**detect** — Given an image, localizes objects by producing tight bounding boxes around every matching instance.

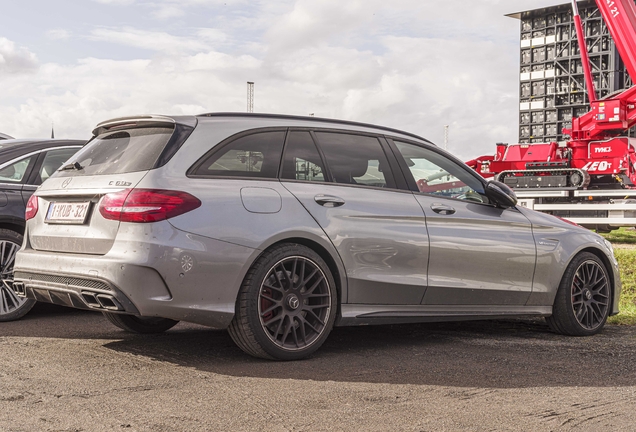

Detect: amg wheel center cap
[584,289,592,301]
[287,295,300,310]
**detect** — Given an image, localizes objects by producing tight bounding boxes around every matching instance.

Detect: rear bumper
[13,270,138,313]
[14,221,257,328]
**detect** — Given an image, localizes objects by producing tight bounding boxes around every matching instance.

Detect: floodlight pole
[247,82,254,113]
[444,125,449,150]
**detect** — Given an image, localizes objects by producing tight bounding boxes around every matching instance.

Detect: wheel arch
[0,219,25,236]
[244,234,347,324]
[578,246,618,315]
[546,246,615,335]
[541,244,618,316]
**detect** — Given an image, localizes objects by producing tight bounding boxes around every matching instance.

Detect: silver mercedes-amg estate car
[13,113,621,360]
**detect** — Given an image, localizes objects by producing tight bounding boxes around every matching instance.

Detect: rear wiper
[59,161,84,171]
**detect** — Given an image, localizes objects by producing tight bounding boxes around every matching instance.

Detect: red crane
[467,0,636,194]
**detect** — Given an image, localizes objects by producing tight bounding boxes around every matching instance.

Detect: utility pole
[247,82,254,113]
[444,125,449,151]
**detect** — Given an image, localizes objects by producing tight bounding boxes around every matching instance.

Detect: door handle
[314,194,345,208]
[431,203,456,215]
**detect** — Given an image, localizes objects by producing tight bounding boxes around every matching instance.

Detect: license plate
[45,201,91,224]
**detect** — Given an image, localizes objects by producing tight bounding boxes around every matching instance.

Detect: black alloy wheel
[229,244,337,360]
[258,255,332,350]
[547,252,611,336]
[570,259,610,330]
[0,229,36,322]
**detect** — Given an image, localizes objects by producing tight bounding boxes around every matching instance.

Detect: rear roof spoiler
[92,115,197,136]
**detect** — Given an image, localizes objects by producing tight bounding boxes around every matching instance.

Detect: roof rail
[197,112,433,144]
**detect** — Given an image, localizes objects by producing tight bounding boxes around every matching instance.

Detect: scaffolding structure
[510,1,634,144]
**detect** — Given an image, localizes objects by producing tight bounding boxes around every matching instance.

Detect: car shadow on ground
[108,320,636,389]
[3,303,635,389]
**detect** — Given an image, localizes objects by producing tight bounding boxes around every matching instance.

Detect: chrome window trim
[0,146,83,172]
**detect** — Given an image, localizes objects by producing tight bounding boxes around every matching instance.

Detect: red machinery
[468,0,636,194]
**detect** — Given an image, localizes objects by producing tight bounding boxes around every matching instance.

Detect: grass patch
[601,226,636,244]
[607,248,636,325]
[600,228,636,324]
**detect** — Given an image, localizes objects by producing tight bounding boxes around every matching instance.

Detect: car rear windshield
[56,126,174,176]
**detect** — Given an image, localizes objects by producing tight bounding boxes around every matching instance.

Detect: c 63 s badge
[108,180,132,187]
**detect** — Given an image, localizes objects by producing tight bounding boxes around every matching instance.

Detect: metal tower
[510,1,633,144]
[247,82,254,113]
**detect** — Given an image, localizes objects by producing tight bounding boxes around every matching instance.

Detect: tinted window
[281,131,326,182]
[37,148,79,184]
[56,127,173,177]
[394,141,488,203]
[193,131,285,178]
[314,132,395,188]
[0,157,31,183]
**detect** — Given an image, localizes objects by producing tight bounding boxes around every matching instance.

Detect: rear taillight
[25,195,38,220]
[99,189,201,223]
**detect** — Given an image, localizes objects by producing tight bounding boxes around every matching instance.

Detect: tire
[102,312,179,334]
[0,229,35,322]
[228,243,338,360]
[546,252,611,336]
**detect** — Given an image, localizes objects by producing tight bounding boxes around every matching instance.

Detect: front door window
[393,141,487,203]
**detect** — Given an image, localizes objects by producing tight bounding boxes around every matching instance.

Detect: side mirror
[486,180,517,208]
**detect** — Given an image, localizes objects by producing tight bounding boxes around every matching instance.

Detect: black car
[0,139,84,321]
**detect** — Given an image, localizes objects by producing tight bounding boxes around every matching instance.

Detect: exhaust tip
[81,292,101,308]
[96,294,123,311]
[12,282,26,297]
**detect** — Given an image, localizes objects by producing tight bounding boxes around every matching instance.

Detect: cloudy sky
[0,0,565,159]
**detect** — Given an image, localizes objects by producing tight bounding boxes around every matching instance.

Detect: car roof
[0,132,14,140]
[92,113,435,146]
[0,139,86,166]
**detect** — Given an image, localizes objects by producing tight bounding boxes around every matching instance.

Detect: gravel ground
[1,304,636,431]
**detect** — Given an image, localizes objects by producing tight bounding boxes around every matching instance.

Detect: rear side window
[56,127,173,176]
[281,131,326,182]
[0,156,32,183]
[192,131,285,178]
[314,132,396,189]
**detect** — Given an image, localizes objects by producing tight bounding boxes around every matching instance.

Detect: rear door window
[191,131,286,178]
[313,132,396,189]
[57,127,174,176]
[281,131,326,182]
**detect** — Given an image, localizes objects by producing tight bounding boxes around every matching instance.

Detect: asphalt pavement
[1,303,636,431]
